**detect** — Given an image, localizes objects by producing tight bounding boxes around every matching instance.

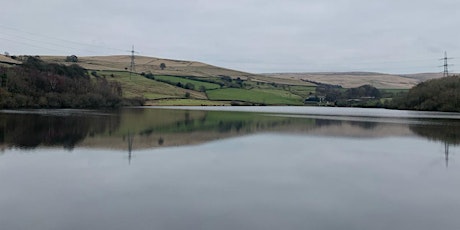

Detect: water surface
[1,107,459,230]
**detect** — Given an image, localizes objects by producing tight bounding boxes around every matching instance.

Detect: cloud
[1,0,459,73]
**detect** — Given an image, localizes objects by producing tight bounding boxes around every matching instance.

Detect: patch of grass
[99,71,206,100]
[193,76,226,85]
[154,75,220,90]
[146,99,230,106]
[289,85,317,98]
[207,88,304,105]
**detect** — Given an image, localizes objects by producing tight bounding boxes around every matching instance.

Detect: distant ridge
[264,72,444,89]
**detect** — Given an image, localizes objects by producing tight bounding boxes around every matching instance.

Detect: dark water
[1,107,460,230]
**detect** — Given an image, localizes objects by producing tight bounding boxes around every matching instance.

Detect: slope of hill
[402,73,444,81]
[0,55,22,66]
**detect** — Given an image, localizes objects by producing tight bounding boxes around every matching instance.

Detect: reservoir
[1,107,459,230]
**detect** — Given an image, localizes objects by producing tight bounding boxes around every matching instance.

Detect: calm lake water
[1,106,460,230]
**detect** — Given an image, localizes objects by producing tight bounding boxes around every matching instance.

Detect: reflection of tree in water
[315,119,342,127]
[348,121,377,130]
[218,119,297,133]
[184,112,192,126]
[410,122,460,145]
[315,119,377,130]
[218,120,245,133]
[0,113,120,150]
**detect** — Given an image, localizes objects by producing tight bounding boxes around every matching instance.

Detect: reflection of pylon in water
[444,142,450,168]
[128,131,134,165]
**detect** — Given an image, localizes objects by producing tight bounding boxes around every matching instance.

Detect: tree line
[387,75,460,112]
[314,84,383,107]
[0,56,125,108]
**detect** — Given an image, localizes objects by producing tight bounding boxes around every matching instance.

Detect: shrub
[65,55,78,63]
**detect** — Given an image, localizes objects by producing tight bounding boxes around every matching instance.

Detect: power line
[2,24,460,74]
[0,24,127,54]
[0,31,92,54]
[0,36,64,53]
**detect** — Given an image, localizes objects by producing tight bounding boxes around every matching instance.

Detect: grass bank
[207,88,304,105]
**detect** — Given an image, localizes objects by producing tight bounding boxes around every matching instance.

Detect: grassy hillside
[101,71,307,105]
[80,57,316,105]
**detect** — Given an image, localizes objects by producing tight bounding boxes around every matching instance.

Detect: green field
[154,75,221,90]
[207,88,304,105]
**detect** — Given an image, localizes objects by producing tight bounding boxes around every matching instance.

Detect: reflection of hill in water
[1,108,458,151]
[81,109,316,150]
[79,109,417,150]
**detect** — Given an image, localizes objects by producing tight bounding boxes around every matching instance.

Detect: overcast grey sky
[1,0,459,73]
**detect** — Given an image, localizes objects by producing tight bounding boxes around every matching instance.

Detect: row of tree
[311,76,460,112]
[0,56,124,108]
[388,75,460,112]
[314,84,383,107]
